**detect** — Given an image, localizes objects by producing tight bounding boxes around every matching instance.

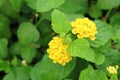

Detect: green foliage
[10,42,21,56]
[25,0,37,10]
[96,49,120,75]
[36,0,65,12]
[110,12,120,27]
[64,12,84,21]
[88,5,102,19]
[0,0,5,7]
[11,56,18,67]
[97,0,120,10]
[94,51,105,65]
[79,65,107,80]
[67,38,95,62]
[0,39,8,59]
[89,20,113,47]
[20,46,37,63]
[31,55,75,80]
[110,12,120,41]
[17,22,40,46]
[51,9,71,34]
[9,0,24,12]
[115,29,120,40]
[0,14,11,39]
[3,67,30,80]
[110,75,118,80]
[67,38,105,65]
[58,0,88,13]
[0,60,10,73]
[0,0,18,18]
[0,0,120,80]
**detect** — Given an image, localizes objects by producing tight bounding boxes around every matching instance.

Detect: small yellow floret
[47,36,72,66]
[107,65,119,74]
[71,17,97,40]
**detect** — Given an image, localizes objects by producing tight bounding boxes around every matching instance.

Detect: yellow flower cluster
[107,65,119,74]
[71,18,97,40]
[47,36,72,66]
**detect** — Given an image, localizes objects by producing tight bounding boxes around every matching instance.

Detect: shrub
[0,0,120,80]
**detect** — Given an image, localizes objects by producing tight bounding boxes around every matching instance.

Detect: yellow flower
[47,36,72,66]
[107,65,119,74]
[71,18,97,40]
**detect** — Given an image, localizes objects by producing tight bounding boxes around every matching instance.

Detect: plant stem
[36,17,44,27]
[103,9,112,21]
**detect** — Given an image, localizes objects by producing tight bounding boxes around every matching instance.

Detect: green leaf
[17,22,40,46]
[3,67,30,80]
[30,55,76,80]
[41,11,52,21]
[64,12,84,21]
[94,51,105,65]
[0,39,8,59]
[40,34,53,47]
[25,0,37,10]
[88,4,102,19]
[79,65,93,80]
[0,59,10,73]
[96,58,111,75]
[51,9,71,34]
[95,41,111,53]
[38,20,52,35]
[11,56,18,67]
[89,20,112,47]
[0,1,18,18]
[36,0,65,12]
[0,14,11,39]
[20,46,37,63]
[79,65,107,80]
[110,75,118,80]
[67,38,95,63]
[105,49,120,65]
[9,0,24,12]
[66,58,89,80]
[97,0,120,10]
[74,0,88,14]
[115,29,120,40]
[96,49,120,75]
[110,12,120,41]
[110,12,120,27]
[0,0,6,7]
[58,0,88,13]
[10,42,21,56]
